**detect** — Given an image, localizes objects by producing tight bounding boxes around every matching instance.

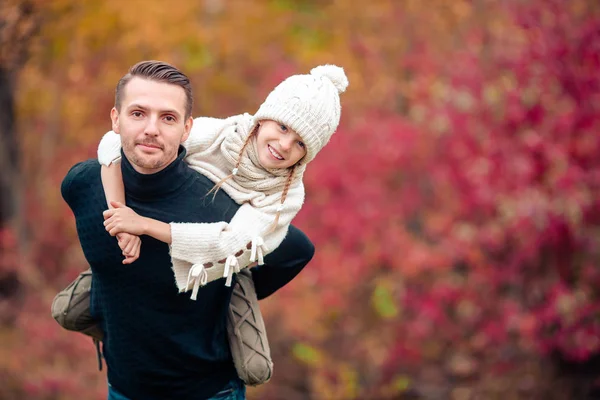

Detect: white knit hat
[253,64,349,164]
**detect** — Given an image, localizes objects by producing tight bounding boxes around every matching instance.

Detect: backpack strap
[93,338,103,371]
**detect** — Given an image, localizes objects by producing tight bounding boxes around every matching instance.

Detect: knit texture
[253,64,349,164]
[98,114,305,295]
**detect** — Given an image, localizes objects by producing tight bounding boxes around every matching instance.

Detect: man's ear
[181,116,193,143]
[110,107,120,134]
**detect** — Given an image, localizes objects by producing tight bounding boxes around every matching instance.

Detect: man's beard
[123,141,174,171]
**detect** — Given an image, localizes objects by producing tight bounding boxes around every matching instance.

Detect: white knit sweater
[98,113,306,299]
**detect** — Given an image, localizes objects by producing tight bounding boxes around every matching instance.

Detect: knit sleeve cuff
[97,131,122,166]
[169,221,230,265]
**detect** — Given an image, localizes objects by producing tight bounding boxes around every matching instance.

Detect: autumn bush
[2,0,600,399]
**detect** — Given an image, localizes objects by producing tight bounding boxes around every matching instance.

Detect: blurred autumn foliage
[2,0,600,399]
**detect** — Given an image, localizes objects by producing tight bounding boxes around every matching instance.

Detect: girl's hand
[103,201,147,236]
[116,232,141,264]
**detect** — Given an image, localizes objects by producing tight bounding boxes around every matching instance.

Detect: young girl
[100,64,348,300]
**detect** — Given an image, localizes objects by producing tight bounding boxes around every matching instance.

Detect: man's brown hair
[115,60,193,119]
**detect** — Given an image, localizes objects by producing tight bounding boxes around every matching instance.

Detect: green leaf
[392,375,411,393]
[372,284,398,319]
[292,342,322,366]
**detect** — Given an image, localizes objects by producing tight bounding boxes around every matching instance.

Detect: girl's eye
[280,124,288,132]
[297,141,305,148]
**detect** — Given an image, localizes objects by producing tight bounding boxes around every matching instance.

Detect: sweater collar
[121,146,191,200]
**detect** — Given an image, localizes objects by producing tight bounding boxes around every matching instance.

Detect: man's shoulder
[63,159,100,186]
[67,159,100,176]
[61,159,101,204]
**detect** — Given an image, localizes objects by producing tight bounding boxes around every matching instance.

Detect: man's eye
[132,111,143,117]
[165,115,176,122]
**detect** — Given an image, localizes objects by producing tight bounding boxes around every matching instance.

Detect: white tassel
[223,255,240,287]
[187,264,208,301]
[250,236,269,265]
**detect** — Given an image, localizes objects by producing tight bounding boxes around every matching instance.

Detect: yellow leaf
[371,284,398,319]
[292,342,322,366]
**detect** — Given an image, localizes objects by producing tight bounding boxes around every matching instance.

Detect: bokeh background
[2,0,600,399]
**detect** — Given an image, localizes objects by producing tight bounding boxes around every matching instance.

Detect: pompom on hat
[253,64,349,164]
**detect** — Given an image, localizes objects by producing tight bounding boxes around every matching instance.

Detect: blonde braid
[206,126,257,200]
[266,163,297,233]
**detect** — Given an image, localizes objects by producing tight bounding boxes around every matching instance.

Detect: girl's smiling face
[255,120,306,169]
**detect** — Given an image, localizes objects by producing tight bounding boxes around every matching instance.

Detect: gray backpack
[51,268,273,385]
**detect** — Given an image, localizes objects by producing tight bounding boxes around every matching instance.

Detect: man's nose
[144,117,160,136]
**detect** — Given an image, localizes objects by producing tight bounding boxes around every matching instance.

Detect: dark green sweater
[61,148,314,399]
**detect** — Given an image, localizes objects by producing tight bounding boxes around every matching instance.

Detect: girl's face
[255,120,306,169]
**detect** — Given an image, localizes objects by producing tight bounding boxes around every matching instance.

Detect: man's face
[111,77,192,174]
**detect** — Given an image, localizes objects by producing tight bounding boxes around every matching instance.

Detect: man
[61,60,314,399]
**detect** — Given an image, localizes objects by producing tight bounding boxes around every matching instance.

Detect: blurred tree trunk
[0,0,38,223]
[0,1,37,225]
[0,1,38,318]
[0,66,19,226]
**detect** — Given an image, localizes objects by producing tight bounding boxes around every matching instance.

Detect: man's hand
[103,201,147,236]
[116,232,141,264]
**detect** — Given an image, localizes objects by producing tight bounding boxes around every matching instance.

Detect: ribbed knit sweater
[61,147,314,399]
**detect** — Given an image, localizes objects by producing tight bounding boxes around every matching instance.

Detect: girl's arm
[168,184,305,296]
[142,216,172,244]
[170,183,305,269]
[101,163,126,208]
[103,201,172,244]
[105,179,304,297]
[98,131,141,264]
[98,130,126,208]
[97,124,182,245]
